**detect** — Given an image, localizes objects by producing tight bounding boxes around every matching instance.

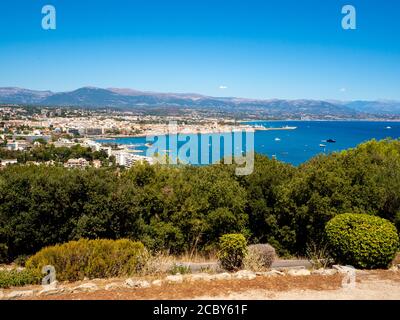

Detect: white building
[53,138,77,148]
[6,141,29,151]
[82,139,102,151]
[114,151,154,168]
[0,159,18,167]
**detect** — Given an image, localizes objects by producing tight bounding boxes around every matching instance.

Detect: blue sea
[97,121,400,166]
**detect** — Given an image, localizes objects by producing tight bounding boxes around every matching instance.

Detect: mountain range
[0,87,399,118]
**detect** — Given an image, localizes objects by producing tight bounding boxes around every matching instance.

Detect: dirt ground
[16,270,400,300]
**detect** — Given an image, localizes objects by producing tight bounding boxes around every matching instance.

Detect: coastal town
[0,105,279,169]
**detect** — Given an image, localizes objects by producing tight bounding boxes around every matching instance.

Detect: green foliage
[26,239,148,281]
[16,144,109,164]
[239,154,295,255]
[218,234,248,271]
[0,139,400,262]
[0,243,8,263]
[275,139,400,255]
[0,269,41,289]
[169,264,192,275]
[13,255,30,267]
[325,213,399,269]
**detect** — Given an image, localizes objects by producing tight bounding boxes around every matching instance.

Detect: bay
[96,121,400,166]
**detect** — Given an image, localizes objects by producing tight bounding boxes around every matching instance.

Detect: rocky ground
[1,265,400,300]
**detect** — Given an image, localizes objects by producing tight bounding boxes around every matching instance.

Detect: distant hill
[0,86,399,118]
[343,100,400,115]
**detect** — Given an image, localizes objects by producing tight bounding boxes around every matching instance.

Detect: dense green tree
[0,139,399,262]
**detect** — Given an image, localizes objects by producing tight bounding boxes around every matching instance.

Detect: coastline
[93,125,298,139]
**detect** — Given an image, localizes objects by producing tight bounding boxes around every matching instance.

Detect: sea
[96,121,400,166]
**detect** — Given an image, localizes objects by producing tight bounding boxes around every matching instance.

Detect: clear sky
[0,0,399,100]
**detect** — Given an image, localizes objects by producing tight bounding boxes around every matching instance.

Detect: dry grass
[24,274,344,300]
[305,241,334,269]
[141,252,218,276]
[392,253,400,265]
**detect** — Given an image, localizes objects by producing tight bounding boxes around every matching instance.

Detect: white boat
[386,126,392,129]
[319,144,326,148]
[274,138,281,141]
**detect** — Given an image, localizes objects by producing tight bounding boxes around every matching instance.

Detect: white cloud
[219,85,228,90]
[340,87,347,92]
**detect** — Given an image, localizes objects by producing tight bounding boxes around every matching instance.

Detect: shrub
[325,213,400,269]
[14,255,30,267]
[169,264,192,275]
[305,241,334,269]
[26,239,149,281]
[244,244,276,271]
[0,244,8,264]
[217,234,247,271]
[0,269,41,289]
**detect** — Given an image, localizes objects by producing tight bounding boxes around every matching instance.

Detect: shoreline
[93,126,298,140]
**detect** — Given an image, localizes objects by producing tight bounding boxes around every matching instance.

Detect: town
[0,105,255,169]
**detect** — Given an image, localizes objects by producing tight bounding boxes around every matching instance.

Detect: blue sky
[0,0,399,100]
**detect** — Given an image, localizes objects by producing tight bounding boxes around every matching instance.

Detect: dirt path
[196,279,400,300]
[17,270,400,300]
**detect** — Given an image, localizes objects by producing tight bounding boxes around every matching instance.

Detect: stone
[105,283,124,291]
[311,268,338,276]
[288,269,311,276]
[124,279,151,288]
[213,273,232,281]
[72,283,98,293]
[188,273,212,282]
[165,274,184,283]
[389,265,398,272]
[151,280,163,287]
[332,265,356,274]
[38,286,65,296]
[234,270,256,280]
[258,270,285,277]
[6,290,35,299]
[42,280,59,289]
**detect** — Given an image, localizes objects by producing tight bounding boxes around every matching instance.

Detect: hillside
[0,87,399,118]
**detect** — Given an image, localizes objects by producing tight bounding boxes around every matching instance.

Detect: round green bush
[26,239,149,281]
[325,213,399,269]
[217,234,247,271]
